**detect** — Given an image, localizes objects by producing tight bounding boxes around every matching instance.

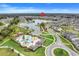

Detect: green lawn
[41,32,55,46]
[22,47,45,56]
[1,39,45,56]
[53,48,69,56]
[0,40,3,44]
[0,48,18,56]
[0,22,4,26]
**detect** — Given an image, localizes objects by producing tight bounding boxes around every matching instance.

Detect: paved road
[45,25,79,56]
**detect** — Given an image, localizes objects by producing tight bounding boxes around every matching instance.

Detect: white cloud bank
[0,4,79,13]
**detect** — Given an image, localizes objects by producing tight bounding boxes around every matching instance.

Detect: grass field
[1,38,45,56]
[41,32,55,46]
[53,48,69,56]
[0,22,4,26]
[0,48,18,56]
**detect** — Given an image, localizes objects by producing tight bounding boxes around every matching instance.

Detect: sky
[0,3,79,13]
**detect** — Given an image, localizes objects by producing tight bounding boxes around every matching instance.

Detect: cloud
[0,4,79,13]
[0,4,10,7]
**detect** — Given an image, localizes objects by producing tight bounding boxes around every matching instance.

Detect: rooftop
[15,35,42,50]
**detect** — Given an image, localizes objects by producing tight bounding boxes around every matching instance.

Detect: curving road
[45,25,79,56]
[46,34,79,56]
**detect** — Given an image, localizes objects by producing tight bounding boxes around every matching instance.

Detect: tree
[39,23,47,31]
[25,18,32,22]
[10,17,19,25]
[17,53,20,56]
